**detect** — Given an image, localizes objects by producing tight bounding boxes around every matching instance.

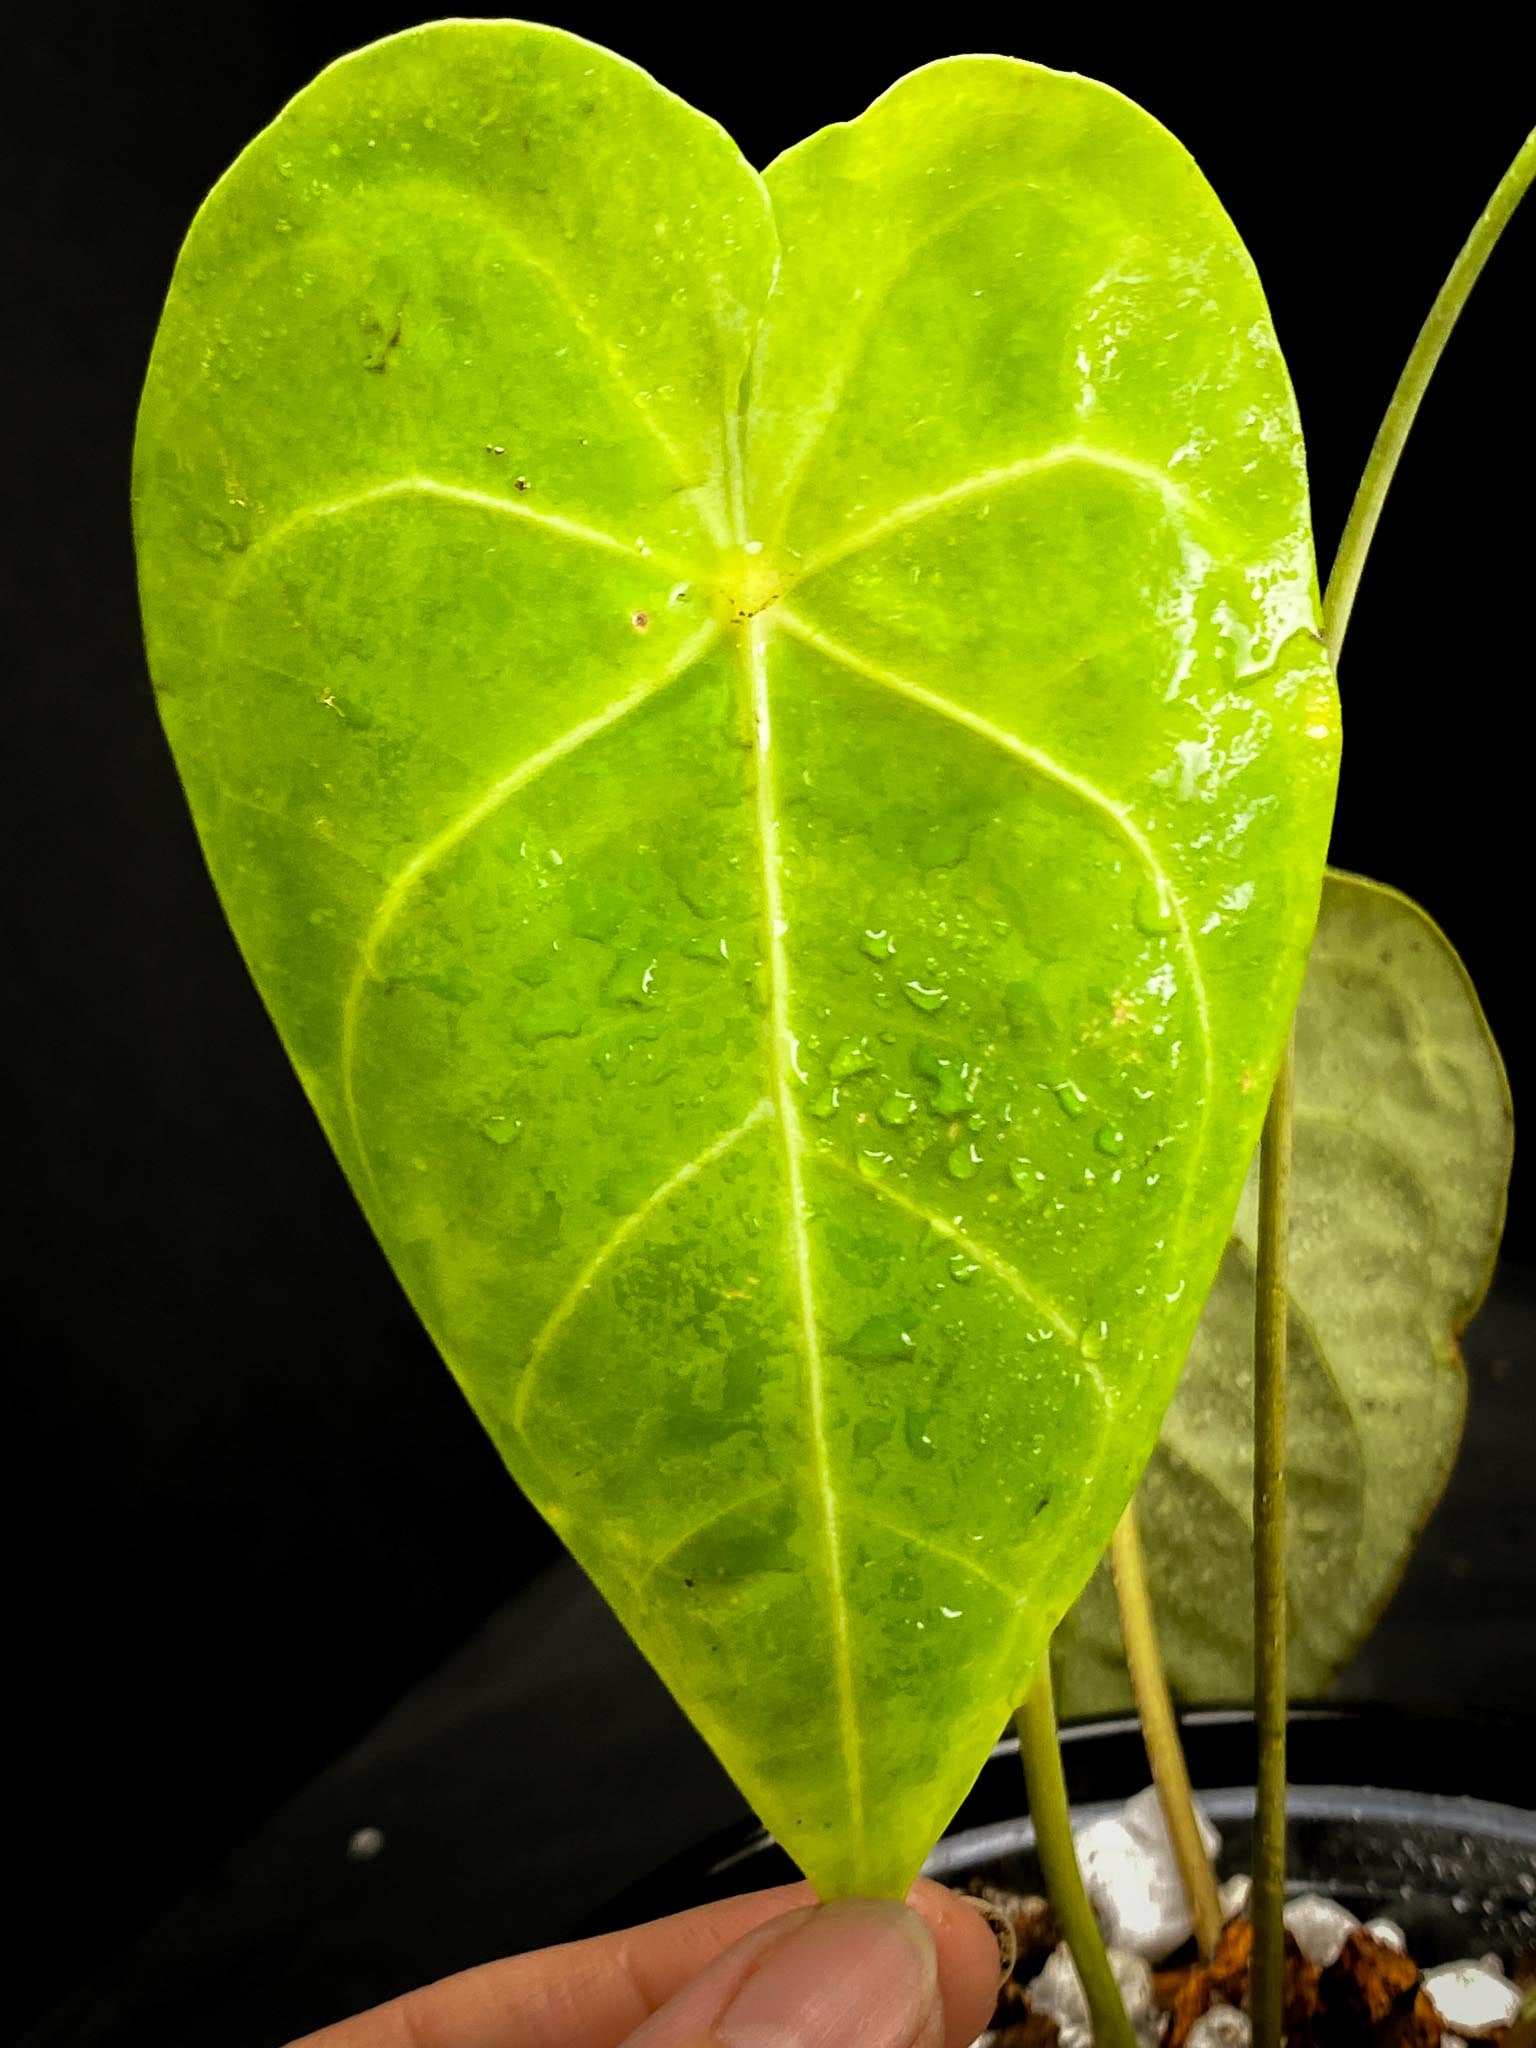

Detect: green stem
[1325,125,1536,662]
[1110,1506,1223,1958]
[1250,1029,1294,2048]
[1247,126,1535,2048]
[1016,1662,1138,2048]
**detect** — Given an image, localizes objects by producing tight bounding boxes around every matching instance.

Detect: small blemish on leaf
[632,611,650,632]
[361,306,403,373]
[515,475,531,492]
[485,443,505,456]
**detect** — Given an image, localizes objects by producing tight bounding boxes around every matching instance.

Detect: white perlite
[1072,1788,1222,1961]
[1363,1917,1407,1953]
[1186,2005,1252,2048]
[1283,1892,1360,1967]
[1422,1962,1522,2035]
[1028,1940,1163,2048]
[1219,1874,1252,1923]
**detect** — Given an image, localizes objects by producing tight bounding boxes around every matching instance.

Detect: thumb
[623,1897,950,2048]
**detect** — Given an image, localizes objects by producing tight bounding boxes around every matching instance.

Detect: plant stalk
[1016,1661,1139,2048]
[1250,1029,1295,2048]
[1109,1506,1223,1958]
[1247,125,1534,2048]
[1325,124,1536,665]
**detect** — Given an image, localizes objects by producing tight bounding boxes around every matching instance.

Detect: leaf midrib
[742,611,867,1856]
[223,327,1225,1844]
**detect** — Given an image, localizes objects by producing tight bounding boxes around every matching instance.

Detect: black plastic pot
[601,1708,1536,1963]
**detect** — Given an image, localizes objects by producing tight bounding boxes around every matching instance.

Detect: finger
[626,1895,951,2048]
[287,1874,997,2048]
[620,1880,998,2048]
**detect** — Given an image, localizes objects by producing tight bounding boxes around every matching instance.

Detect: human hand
[289,1876,1001,2048]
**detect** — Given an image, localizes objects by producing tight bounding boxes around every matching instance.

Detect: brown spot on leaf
[361,308,403,374]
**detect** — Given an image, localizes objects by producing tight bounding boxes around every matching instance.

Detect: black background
[7,6,1534,2034]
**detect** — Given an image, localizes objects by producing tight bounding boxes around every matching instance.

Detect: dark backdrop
[7,6,1533,2032]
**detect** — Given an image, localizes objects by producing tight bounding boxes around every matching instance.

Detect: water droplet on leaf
[903,980,947,1014]
[878,1092,915,1127]
[1096,1124,1126,1156]
[845,1312,916,1362]
[603,951,657,1006]
[1134,879,1176,934]
[861,928,895,959]
[931,1063,970,1115]
[948,1141,982,1180]
[1050,1080,1088,1118]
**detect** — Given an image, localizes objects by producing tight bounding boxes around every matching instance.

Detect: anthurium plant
[132,17,1522,2008]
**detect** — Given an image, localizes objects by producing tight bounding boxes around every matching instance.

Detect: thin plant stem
[1325,125,1536,664]
[1109,1506,1223,1958]
[1248,122,1535,2048]
[1016,1661,1139,2048]
[1250,1028,1294,2048]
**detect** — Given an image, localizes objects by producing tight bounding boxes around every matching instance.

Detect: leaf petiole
[1017,1661,1139,2048]
[1109,1505,1223,1958]
[1250,1028,1295,2048]
[1325,125,1536,665]
[1248,119,1536,2048]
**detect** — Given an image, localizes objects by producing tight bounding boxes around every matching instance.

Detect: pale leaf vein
[510,1096,775,1434]
[634,1481,785,1588]
[340,621,720,1182]
[224,475,688,594]
[821,1151,1088,1365]
[747,617,867,1860]
[793,442,1201,583]
[774,610,1217,1138]
[844,1504,1023,1607]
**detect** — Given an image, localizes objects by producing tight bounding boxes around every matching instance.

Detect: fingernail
[716,1898,940,2048]
[958,1891,1019,1988]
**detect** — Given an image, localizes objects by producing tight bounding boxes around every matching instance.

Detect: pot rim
[602,1704,1536,1918]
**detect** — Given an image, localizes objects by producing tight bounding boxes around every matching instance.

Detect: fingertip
[906,1877,1004,2048]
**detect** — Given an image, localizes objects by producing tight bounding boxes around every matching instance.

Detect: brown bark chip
[1377,1988,1444,2048]
[994,2012,1063,2048]
[1157,1964,1216,2048]
[1209,1916,1256,2005]
[966,1883,1060,1969]
[1284,1933,1324,2044]
[1318,1930,1424,2042]
[1149,1915,1342,2048]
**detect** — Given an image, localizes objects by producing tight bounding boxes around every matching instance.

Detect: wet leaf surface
[1060,874,1511,1712]
[135,24,1337,1889]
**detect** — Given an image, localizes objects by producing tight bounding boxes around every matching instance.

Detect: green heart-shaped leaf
[1059,871,1512,1713]
[133,24,1339,1892]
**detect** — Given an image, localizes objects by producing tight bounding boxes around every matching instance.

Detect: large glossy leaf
[133,24,1339,1893]
[1059,872,1512,1713]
